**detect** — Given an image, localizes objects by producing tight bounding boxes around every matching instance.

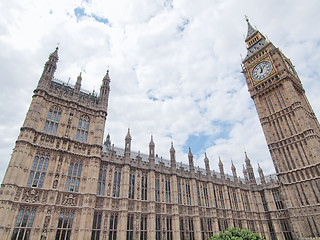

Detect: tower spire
[38,47,59,89]
[245,17,257,40]
[204,153,211,176]
[258,163,266,185]
[243,165,248,184]
[104,133,111,150]
[124,128,132,158]
[243,18,269,61]
[170,142,176,170]
[149,135,155,164]
[188,148,195,173]
[74,72,82,93]
[99,69,111,110]
[245,152,256,184]
[231,161,238,183]
[219,157,225,179]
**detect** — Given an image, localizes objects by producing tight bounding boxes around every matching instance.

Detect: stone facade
[0,20,319,240]
[241,19,320,239]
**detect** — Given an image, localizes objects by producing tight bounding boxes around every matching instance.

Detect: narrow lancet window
[27,152,50,188]
[43,106,61,135]
[76,116,90,143]
[65,160,82,192]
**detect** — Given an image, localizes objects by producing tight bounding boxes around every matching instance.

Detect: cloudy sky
[1,0,320,183]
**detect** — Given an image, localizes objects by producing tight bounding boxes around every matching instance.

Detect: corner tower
[0,48,110,239]
[242,19,320,238]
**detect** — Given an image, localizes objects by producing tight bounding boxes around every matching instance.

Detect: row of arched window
[28,152,83,192]
[43,106,90,143]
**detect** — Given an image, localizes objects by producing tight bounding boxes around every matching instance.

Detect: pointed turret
[74,72,82,93]
[135,150,142,162]
[231,161,238,183]
[204,153,211,176]
[45,47,59,74]
[219,157,225,179]
[170,142,176,170]
[124,128,131,158]
[245,152,256,184]
[149,135,155,163]
[258,164,266,184]
[243,165,249,184]
[104,133,111,150]
[38,47,59,89]
[188,148,195,173]
[99,70,110,102]
[244,17,269,61]
[245,17,258,40]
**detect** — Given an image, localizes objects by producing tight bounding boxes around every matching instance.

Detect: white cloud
[1,0,320,183]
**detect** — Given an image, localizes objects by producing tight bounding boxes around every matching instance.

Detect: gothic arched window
[11,207,36,240]
[97,165,107,196]
[141,173,148,200]
[76,116,90,143]
[112,168,121,198]
[55,210,74,240]
[65,159,82,192]
[27,152,50,188]
[43,106,61,136]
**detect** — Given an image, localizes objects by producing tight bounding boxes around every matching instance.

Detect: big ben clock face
[285,59,295,75]
[252,61,272,81]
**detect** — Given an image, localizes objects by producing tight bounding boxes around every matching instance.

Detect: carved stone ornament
[14,188,22,201]
[40,215,51,240]
[276,210,286,217]
[22,189,40,203]
[62,193,77,206]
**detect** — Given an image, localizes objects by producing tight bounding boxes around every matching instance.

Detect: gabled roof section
[243,18,270,61]
[245,18,258,41]
[244,39,269,60]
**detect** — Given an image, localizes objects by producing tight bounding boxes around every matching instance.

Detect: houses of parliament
[0,19,319,240]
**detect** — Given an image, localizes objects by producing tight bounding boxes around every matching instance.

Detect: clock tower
[242,19,320,238]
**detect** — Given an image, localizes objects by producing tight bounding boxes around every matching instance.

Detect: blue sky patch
[147,90,158,101]
[74,7,86,21]
[211,120,232,139]
[149,96,158,101]
[183,134,213,157]
[163,0,173,8]
[183,121,232,157]
[74,7,110,25]
[92,14,109,24]
[177,18,190,32]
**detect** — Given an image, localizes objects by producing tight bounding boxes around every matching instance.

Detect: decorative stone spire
[243,17,269,61]
[170,142,176,169]
[74,72,82,93]
[99,70,110,100]
[219,157,225,179]
[124,128,131,158]
[104,133,111,150]
[188,148,195,173]
[231,161,238,183]
[243,165,249,184]
[245,152,250,165]
[204,153,211,176]
[245,16,257,41]
[38,47,59,89]
[245,152,256,184]
[45,47,58,74]
[258,163,266,184]
[149,135,155,163]
[99,70,111,112]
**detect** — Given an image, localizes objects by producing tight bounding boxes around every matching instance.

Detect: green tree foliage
[209,228,267,240]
